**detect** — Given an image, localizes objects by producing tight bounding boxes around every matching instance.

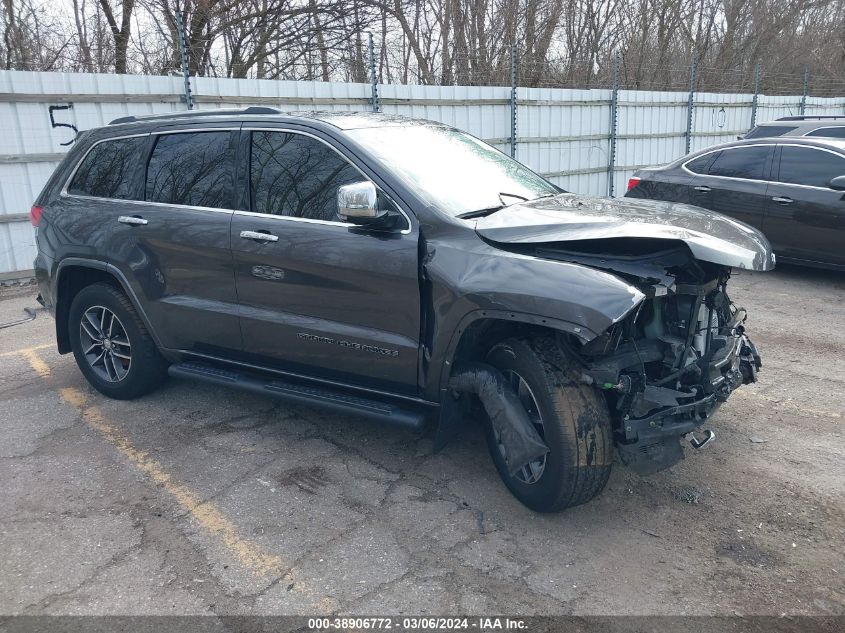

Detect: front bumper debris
[614,331,761,475]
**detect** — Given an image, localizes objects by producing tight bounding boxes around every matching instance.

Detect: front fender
[422,240,645,398]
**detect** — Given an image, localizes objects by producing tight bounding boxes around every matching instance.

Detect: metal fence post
[750,63,762,130]
[175,13,193,110]
[510,44,518,158]
[799,68,809,115]
[685,59,697,155]
[368,33,380,113]
[607,53,621,197]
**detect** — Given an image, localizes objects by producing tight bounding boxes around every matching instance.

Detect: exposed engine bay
[534,238,763,474]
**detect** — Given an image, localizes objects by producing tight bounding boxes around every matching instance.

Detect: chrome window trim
[61,132,150,199]
[243,126,413,235]
[62,194,236,215]
[234,209,348,226]
[61,129,241,213]
[681,142,845,191]
[680,143,774,184]
[61,127,415,233]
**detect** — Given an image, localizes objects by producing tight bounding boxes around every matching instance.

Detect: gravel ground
[0,266,842,621]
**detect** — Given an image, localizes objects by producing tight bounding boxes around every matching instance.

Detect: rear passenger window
[806,127,845,139]
[685,153,715,174]
[744,125,797,139]
[250,131,362,221]
[777,146,845,188]
[68,137,147,199]
[145,132,233,208]
[708,146,771,180]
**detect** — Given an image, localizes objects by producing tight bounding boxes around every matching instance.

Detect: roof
[775,115,845,122]
[108,107,440,131]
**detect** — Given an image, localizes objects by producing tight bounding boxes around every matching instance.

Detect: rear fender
[54,258,164,353]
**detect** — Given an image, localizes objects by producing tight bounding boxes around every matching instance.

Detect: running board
[168,362,426,430]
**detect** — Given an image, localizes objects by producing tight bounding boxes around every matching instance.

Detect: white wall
[1,69,843,277]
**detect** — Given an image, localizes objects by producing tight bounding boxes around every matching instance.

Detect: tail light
[626,177,641,192]
[30,205,43,226]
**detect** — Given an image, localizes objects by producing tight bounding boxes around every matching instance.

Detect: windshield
[346,124,560,217]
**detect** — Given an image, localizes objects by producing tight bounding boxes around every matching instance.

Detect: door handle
[240,230,279,242]
[118,215,148,226]
[693,186,711,192]
[771,196,794,204]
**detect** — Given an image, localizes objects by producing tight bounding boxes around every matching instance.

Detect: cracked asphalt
[0,266,843,618]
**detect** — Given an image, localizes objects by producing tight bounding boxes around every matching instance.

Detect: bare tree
[97,0,134,73]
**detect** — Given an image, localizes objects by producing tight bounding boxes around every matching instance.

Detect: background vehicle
[626,137,845,270]
[743,115,845,139]
[33,109,769,512]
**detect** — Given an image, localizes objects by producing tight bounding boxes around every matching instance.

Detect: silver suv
[744,115,845,139]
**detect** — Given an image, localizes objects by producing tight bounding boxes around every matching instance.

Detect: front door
[764,144,845,266]
[230,129,421,394]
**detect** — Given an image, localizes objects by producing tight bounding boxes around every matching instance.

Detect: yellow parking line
[20,349,51,377]
[22,351,336,609]
[59,386,283,576]
[0,343,53,358]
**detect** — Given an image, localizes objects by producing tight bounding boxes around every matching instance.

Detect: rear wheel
[69,283,167,399]
[484,336,613,512]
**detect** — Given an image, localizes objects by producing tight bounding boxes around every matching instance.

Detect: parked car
[743,115,845,140]
[626,136,845,270]
[32,109,770,512]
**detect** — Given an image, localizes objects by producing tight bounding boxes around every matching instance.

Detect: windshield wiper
[456,192,533,220]
[456,205,504,220]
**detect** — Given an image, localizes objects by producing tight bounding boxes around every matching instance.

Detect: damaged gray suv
[32,109,772,512]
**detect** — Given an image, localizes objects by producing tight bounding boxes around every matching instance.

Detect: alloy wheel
[79,306,132,382]
[497,370,547,484]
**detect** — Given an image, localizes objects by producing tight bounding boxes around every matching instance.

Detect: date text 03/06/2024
[307,617,528,630]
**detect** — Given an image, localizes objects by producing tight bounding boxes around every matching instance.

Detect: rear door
[764,144,845,265]
[687,145,774,229]
[230,128,421,394]
[62,129,242,354]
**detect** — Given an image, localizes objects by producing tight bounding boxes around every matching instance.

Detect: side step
[168,362,427,430]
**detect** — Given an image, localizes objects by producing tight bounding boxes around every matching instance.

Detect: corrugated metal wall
[2,69,844,278]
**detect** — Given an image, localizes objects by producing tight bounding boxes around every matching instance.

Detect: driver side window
[250,131,362,222]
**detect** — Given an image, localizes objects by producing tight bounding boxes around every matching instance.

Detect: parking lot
[0,266,843,618]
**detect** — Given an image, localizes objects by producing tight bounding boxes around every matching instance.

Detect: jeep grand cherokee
[32,109,772,512]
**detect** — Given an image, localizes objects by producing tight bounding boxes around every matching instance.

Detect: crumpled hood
[474,193,775,271]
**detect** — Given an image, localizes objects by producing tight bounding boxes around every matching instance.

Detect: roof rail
[109,106,283,125]
[776,115,845,122]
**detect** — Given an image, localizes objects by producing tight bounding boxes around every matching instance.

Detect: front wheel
[484,336,613,512]
[68,283,167,400]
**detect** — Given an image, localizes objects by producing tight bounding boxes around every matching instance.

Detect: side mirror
[828,175,845,191]
[337,181,386,224]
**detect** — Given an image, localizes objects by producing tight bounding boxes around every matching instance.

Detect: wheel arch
[431,311,596,452]
[436,310,597,395]
[54,259,162,354]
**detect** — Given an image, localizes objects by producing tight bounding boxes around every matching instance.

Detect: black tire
[68,282,167,400]
[484,336,613,512]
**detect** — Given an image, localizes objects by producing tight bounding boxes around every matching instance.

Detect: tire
[68,282,167,400]
[484,336,613,512]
